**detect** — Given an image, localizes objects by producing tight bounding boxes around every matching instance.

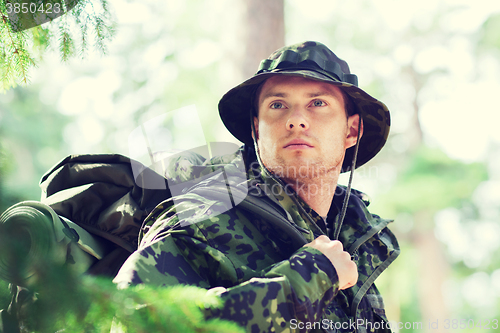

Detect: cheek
[257,119,276,141]
[320,122,348,148]
[256,120,281,154]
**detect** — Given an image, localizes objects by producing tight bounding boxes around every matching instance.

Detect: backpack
[0,154,171,333]
[0,151,310,332]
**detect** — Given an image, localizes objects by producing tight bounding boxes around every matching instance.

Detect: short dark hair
[342,91,357,117]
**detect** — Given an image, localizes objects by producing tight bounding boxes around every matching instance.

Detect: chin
[266,158,321,180]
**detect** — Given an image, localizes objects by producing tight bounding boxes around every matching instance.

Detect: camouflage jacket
[114,146,400,333]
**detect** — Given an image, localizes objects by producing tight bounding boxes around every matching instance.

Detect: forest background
[1,0,500,332]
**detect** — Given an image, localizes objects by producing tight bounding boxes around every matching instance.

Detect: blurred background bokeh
[1,0,500,331]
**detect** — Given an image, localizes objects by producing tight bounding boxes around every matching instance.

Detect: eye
[270,101,285,109]
[311,99,327,107]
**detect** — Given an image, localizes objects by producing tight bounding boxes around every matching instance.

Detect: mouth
[283,139,314,149]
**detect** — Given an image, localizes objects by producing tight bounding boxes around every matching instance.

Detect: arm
[209,237,358,331]
[205,246,339,331]
[114,202,345,332]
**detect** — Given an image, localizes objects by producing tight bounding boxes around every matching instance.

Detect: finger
[340,280,355,290]
[339,272,358,290]
[330,239,344,251]
[316,235,330,243]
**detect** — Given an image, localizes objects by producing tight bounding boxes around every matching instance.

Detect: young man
[114,41,399,332]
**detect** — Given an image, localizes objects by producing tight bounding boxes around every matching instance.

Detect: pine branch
[94,14,107,54]
[71,0,89,59]
[0,0,117,92]
[93,0,115,56]
[6,257,245,333]
[31,26,50,59]
[14,46,33,84]
[0,4,33,90]
[58,15,74,61]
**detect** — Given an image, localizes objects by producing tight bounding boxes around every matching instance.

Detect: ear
[252,116,259,140]
[345,114,363,149]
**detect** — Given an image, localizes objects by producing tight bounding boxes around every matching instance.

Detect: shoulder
[139,190,244,245]
[334,186,398,248]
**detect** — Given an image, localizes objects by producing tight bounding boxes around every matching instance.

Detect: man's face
[254,75,360,183]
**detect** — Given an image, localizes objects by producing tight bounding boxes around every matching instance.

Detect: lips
[283,138,314,149]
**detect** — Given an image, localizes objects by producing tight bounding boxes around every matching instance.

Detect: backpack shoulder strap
[188,181,308,249]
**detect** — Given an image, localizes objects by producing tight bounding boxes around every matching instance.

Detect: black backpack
[0,154,172,333]
[37,153,173,277]
[0,151,310,332]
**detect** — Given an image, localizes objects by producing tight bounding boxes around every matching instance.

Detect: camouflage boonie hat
[218,41,391,172]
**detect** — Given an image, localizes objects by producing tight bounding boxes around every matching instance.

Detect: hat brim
[218,69,390,172]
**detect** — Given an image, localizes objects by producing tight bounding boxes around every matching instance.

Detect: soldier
[114,41,400,333]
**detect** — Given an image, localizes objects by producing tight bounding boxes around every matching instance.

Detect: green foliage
[0,258,244,333]
[0,11,34,90]
[478,13,500,51]
[0,0,115,92]
[373,146,488,219]
[0,142,25,214]
[0,81,72,205]
[0,279,9,310]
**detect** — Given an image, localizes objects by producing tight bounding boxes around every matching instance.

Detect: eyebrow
[259,91,336,103]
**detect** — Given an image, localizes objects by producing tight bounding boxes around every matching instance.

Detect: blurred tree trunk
[406,65,451,332]
[414,214,451,332]
[242,0,285,78]
[405,65,425,150]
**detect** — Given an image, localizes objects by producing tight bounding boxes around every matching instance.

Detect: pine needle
[0,0,116,92]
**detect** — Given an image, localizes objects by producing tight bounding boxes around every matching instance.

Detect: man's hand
[304,235,358,290]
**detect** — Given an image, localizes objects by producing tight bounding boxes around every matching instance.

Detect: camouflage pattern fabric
[114,146,399,332]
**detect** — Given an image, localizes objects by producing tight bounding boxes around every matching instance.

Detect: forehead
[257,75,344,104]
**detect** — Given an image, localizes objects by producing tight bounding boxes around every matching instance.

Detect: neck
[285,173,340,217]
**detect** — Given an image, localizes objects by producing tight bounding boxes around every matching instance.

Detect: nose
[285,108,309,131]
